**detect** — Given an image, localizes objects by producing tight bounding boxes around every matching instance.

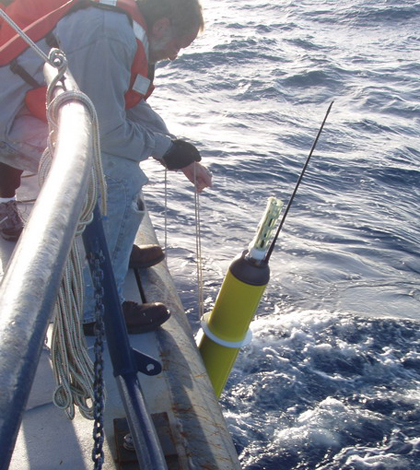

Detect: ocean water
[142,0,420,468]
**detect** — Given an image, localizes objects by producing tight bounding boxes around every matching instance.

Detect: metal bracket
[114,414,179,470]
[132,349,162,376]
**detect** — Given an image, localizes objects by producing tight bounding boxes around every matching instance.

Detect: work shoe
[129,244,165,269]
[0,200,24,242]
[83,300,170,336]
[122,300,170,333]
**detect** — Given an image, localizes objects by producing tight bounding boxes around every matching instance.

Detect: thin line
[194,166,204,319]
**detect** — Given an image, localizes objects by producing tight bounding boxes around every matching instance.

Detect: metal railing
[0,64,167,470]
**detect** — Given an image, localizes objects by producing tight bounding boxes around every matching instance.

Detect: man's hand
[162,139,201,170]
[181,162,213,193]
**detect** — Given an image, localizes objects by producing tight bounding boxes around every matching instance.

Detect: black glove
[162,139,202,170]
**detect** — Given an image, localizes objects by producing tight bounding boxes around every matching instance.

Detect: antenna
[264,101,334,264]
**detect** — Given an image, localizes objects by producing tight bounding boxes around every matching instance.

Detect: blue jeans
[0,112,148,322]
[0,109,47,173]
[83,154,148,322]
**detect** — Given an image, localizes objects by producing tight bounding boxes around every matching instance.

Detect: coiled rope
[39,51,107,419]
[1,3,108,420]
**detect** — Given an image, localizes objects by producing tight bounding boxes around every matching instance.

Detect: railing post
[82,204,168,470]
[0,81,93,470]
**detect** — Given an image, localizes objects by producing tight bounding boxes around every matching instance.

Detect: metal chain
[88,251,106,470]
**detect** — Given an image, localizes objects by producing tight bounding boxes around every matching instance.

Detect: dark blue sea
[143,1,420,468]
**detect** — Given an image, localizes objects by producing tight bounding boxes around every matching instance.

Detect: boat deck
[1,173,241,470]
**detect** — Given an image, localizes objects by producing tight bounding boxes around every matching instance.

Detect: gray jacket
[0,6,172,166]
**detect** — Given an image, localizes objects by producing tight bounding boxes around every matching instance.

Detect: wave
[222,311,420,469]
[147,2,420,467]
[299,1,420,27]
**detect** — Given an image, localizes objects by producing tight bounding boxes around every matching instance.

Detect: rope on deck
[1,0,108,424]
[39,50,107,420]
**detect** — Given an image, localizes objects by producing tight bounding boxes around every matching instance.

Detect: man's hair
[137,0,204,37]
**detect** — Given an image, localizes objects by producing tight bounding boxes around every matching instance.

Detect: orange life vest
[0,0,154,120]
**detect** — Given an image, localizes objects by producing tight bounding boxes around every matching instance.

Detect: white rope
[193,165,205,320]
[50,248,96,419]
[162,165,205,319]
[38,54,107,420]
[1,5,107,420]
